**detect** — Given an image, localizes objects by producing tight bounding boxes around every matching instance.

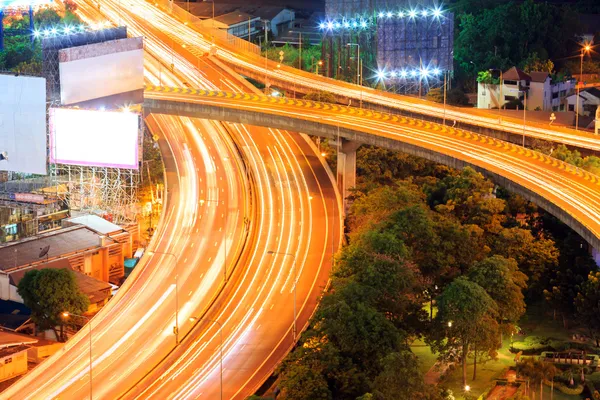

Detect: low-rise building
[477,66,575,112]
[199,11,261,40]
[2,259,112,314]
[0,224,124,287]
[565,87,600,116]
[0,344,29,383]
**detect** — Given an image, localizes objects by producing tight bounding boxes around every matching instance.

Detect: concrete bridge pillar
[336,139,361,215]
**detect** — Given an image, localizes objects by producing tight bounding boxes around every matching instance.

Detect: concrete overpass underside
[143,90,600,251]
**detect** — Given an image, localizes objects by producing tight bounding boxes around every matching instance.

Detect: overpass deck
[144,86,600,251]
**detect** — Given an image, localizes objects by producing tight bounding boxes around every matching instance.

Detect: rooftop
[214,11,259,26]
[529,71,549,83]
[503,67,531,82]
[65,214,124,236]
[582,87,600,100]
[0,344,30,359]
[0,330,37,347]
[8,259,112,304]
[0,226,110,272]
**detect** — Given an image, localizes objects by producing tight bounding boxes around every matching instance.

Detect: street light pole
[61,312,92,399]
[443,71,448,126]
[576,44,592,131]
[346,43,361,108]
[200,199,228,283]
[266,251,297,341]
[189,317,223,400]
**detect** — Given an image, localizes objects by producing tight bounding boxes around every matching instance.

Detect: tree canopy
[17,268,89,341]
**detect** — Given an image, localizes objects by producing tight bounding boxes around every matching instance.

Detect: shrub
[585,381,596,398]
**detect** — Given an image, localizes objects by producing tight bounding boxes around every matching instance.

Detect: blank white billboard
[50,108,139,169]
[59,37,144,105]
[0,74,47,175]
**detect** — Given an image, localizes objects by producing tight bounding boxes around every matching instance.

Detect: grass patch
[411,339,438,375]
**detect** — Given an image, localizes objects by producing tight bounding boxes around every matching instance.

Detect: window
[552,106,558,111]
[559,90,566,97]
[560,104,565,111]
[504,80,517,86]
[552,92,558,99]
[568,104,575,111]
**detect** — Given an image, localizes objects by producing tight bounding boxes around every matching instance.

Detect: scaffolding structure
[49,163,140,224]
[323,0,454,92]
[41,26,142,224]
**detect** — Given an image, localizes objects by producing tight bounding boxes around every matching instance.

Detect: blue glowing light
[360,20,367,28]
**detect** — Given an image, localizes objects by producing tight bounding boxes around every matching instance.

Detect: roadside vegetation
[263,145,600,400]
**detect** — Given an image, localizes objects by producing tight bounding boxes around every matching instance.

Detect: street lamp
[346,43,360,86]
[199,198,228,283]
[266,250,297,340]
[576,43,592,131]
[147,250,180,344]
[189,317,223,400]
[61,312,92,399]
[347,43,363,108]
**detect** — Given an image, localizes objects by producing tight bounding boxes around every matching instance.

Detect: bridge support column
[336,139,360,215]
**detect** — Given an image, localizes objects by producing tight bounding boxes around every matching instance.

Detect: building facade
[477,67,575,112]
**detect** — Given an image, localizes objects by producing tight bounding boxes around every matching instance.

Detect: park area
[411,303,600,400]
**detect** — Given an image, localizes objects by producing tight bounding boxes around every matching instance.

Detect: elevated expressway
[2,2,342,400]
[125,1,600,153]
[144,87,600,251]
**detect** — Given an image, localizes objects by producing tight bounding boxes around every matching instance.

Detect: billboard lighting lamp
[421,9,428,17]
[398,11,404,18]
[318,22,325,29]
[360,20,367,28]
[408,10,417,19]
[378,12,384,18]
[386,11,393,18]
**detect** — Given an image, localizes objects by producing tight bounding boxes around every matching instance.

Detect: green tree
[518,358,556,400]
[371,351,443,400]
[303,91,336,103]
[490,227,558,286]
[427,167,507,233]
[446,88,470,106]
[426,87,443,103]
[17,268,89,341]
[348,182,425,235]
[429,277,499,387]
[575,272,600,347]
[468,256,528,341]
[522,52,554,73]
